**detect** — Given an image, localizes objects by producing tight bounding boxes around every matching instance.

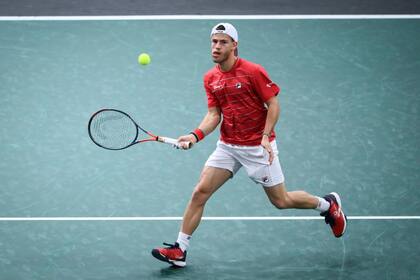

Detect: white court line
[0,15,420,21]
[0,216,419,221]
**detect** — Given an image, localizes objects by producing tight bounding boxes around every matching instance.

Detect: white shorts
[205,140,285,187]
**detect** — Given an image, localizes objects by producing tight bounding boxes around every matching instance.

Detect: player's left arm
[261,96,280,164]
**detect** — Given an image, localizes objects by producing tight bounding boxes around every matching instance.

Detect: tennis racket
[88,109,191,150]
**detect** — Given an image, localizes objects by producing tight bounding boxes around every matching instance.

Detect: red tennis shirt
[204,58,280,146]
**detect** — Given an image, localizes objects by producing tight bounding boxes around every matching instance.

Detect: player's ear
[233,41,238,56]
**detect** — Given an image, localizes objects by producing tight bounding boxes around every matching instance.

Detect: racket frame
[88,109,186,150]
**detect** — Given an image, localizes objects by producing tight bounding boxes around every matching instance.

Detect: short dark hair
[215,24,235,42]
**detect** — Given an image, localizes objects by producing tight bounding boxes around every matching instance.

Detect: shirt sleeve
[252,65,280,102]
[204,76,220,108]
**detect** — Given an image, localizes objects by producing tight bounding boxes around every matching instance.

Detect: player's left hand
[261,135,274,165]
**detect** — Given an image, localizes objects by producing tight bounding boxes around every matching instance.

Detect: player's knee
[270,197,290,210]
[272,200,288,210]
[191,185,212,206]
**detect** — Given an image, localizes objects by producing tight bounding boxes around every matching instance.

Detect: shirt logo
[213,85,223,91]
[236,82,242,89]
[266,83,272,88]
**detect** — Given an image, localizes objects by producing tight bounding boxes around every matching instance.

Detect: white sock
[177,232,191,252]
[315,196,330,212]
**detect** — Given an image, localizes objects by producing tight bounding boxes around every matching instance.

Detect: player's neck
[218,56,238,72]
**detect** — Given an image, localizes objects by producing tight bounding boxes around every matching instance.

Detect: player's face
[211,34,237,63]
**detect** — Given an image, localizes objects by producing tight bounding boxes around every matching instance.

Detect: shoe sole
[330,192,347,237]
[151,249,186,267]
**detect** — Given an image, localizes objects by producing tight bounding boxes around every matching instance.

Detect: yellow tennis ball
[138,53,151,65]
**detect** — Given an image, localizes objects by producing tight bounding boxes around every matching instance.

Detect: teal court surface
[0,17,419,279]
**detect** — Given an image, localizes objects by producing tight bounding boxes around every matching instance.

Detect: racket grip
[159,137,192,149]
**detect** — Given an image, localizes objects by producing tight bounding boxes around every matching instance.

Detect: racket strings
[89,110,138,149]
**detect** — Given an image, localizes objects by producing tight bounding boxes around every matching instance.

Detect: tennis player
[152,23,347,267]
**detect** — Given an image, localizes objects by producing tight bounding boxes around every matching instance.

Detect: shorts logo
[236,82,242,89]
[262,176,270,183]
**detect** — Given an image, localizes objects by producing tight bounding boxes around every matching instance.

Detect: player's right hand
[177,134,196,149]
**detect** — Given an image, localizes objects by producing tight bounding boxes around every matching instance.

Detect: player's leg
[152,142,240,267]
[241,141,347,237]
[181,166,232,235]
[151,167,231,267]
[263,182,318,209]
[263,183,347,237]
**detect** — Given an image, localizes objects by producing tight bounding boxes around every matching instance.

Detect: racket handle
[159,136,192,149]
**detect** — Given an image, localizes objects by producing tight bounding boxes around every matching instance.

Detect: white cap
[210,23,238,42]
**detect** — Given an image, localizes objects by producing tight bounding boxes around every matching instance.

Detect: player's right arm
[178,106,221,149]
